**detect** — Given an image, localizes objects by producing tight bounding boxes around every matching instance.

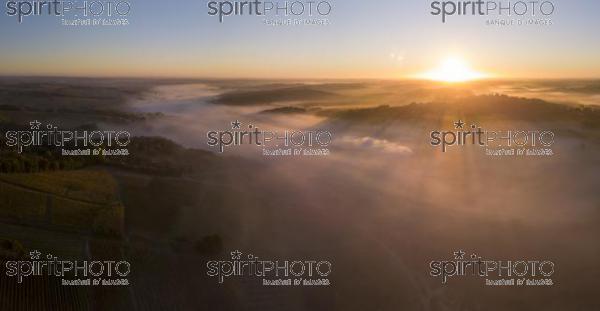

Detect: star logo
[454,120,465,129]
[29,250,41,260]
[453,250,466,260]
[29,120,42,130]
[230,250,242,260]
[231,120,241,129]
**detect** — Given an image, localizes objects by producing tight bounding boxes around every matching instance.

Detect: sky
[0,0,599,79]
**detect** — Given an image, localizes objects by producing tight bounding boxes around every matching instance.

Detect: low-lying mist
[118,80,600,310]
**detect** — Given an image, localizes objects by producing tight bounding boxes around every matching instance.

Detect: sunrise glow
[419,57,487,82]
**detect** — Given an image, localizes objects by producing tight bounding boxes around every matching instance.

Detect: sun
[420,57,486,82]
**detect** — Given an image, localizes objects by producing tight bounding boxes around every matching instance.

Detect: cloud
[389,52,405,63]
[338,136,413,155]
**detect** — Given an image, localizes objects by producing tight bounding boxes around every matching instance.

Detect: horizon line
[1,73,600,82]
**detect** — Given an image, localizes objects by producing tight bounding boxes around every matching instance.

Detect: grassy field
[0,170,118,205]
[0,170,123,236]
[0,182,46,221]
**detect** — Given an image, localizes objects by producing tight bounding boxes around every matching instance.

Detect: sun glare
[420,57,486,82]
